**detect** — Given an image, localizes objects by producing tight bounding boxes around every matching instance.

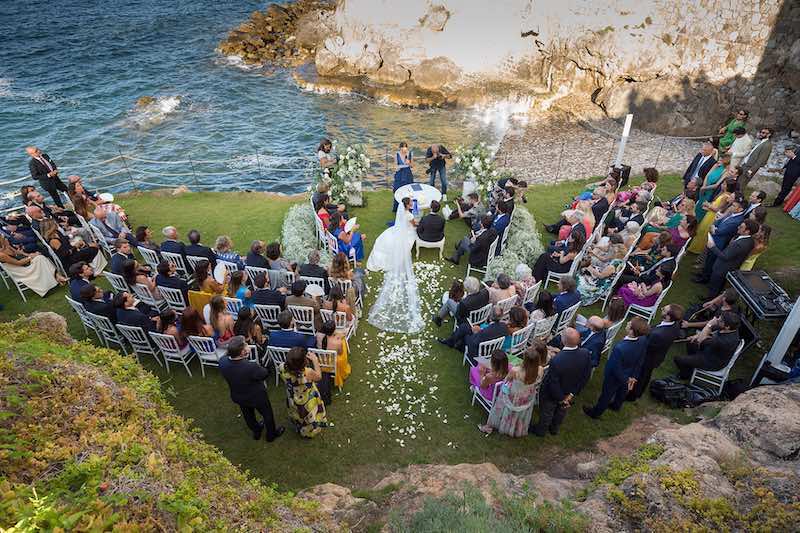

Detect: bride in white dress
[366,197,424,333]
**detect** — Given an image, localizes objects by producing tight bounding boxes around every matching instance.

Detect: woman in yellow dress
[279,347,329,438]
[740,224,771,271]
[689,179,736,254]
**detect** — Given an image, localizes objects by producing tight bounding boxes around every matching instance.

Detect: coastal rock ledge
[302,384,800,530]
[219,0,800,134]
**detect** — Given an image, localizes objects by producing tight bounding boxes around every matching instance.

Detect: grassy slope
[1,179,797,492]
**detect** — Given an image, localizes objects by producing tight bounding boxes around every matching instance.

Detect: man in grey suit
[706,219,758,298]
[738,127,773,192]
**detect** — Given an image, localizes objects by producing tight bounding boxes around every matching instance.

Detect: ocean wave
[0,79,11,97]
[216,54,262,71]
[227,153,312,171]
[0,78,80,107]
[469,96,532,149]
[126,95,184,130]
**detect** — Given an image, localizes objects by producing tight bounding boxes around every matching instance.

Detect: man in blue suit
[268,310,315,349]
[694,194,747,285]
[553,277,581,314]
[491,201,511,255]
[548,315,606,368]
[583,317,650,418]
[155,260,190,301]
[160,226,187,260]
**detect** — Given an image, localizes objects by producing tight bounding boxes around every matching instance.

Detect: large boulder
[23,312,73,345]
[412,57,462,91]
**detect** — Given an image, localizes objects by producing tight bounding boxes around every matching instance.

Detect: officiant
[392,142,414,212]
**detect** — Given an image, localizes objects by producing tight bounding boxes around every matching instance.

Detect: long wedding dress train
[366,205,424,333]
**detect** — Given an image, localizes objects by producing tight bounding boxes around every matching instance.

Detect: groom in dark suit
[416,200,445,243]
[27,146,68,208]
[628,304,684,400]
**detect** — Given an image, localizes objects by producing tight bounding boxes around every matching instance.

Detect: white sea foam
[469,95,533,151]
[0,79,12,97]
[127,95,183,129]
[217,54,261,71]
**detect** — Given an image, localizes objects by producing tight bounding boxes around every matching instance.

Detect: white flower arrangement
[312,142,370,205]
[485,207,545,281]
[280,202,332,266]
[453,143,502,200]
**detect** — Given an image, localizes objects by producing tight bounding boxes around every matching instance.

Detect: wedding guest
[68,261,103,301]
[695,155,730,219]
[503,306,529,351]
[682,141,717,186]
[315,320,351,389]
[181,307,214,338]
[195,259,228,295]
[110,238,135,275]
[771,145,800,207]
[298,250,330,293]
[81,284,115,323]
[0,235,62,296]
[674,311,741,380]
[603,296,626,328]
[480,342,546,437]
[512,263,537,306]
[155,260,189,301]
[89,206,136,246]
[185,229,216,268]
[234,307,267,354]
[135,226,161,253]
[425,143,452,194]
[252,273,286,309]
[219,336,284,442]
[416,200,445,243]
[265,241,293,272]
[583,318,650,419]
[617,265,671,308]
[215,235,245,270]
[726,127,753,167]
[704,219,758,297]
[740,223,770,271]
[331,213,365,262]
[531,232,585,282]
[434,279,465,327]
[246,240,269,268]
[321,286,354,321]
[738,127,773,191]
[445,215,498,268]
[469,349,510,404]
[114,291,158,332]
[160,226,186,258]
[492,201,512,254]
[488,273,516,304]
[207,295,234,345]
[529,291,555,321]
[285,280,323,331]
[392,142,414,212]
[279,346,329,438]
[67,174,99,201]
[553,277,581,313]
[312,183,346,215]
[70,193,94,222]
[717,109,748,152]
[329,251,365,299]
[628,304,684,400]
[122,258,159,300]
[317,138,337,168]
[452,192,486,230]
[439,305,509,364]
[26,146,68,208]
[269,310,315,349]
[530,328,591,436]
[39,218,99,271]
[454,276,490,325]
[158,309,185,347]
[228,270,253,308]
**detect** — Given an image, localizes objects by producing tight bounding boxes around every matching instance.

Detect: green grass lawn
[1,178,797,492]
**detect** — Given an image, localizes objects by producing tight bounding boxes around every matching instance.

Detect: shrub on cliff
[0,316,333,531]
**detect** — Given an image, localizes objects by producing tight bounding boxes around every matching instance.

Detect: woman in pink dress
[469,350,510,403]
[617,266,672,308]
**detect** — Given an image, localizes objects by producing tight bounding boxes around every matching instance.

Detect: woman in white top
[0,235,64,296]
[317,138,337,169]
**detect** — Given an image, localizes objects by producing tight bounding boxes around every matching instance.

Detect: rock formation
[221,0,800,134]
[302,384,800,530]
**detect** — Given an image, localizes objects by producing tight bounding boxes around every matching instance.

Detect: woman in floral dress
[279,347,329,438]
[479,341,547,437]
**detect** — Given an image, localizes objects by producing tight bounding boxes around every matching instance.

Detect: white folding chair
[495,295,518,319]
[224,297,243,316]
[132,283,168,312]
[266,346,291,386]
[30,226,67,277]
[185,255,208,273]
[300,275,326,293]
[508,322,534,357]
[691,339,745,395]
[247,344,260,364]
[415,236,446,259]
[116,324,163,367]
[522,281,542,308]
[553,302,581,337]
[86,312,129,355]
[471,380,504,413]
[464,336,505,367]
[330,277,362,312]
[0,262,30,302]
[245,266,270,288]
[159,286,187,314]
[466,237,498,280]
[254,304,282,330]
[217,258,240,272]
[150,331,196,376]
[88,225,114,258]
[320,308,356,339]
[530,314,558,341]
[65,296,99,340]
[602,320,626,356]
[266,268,295,289]
[466,303,493,329]
[137,246,161,270]
[104,271,130,294]
[187,335,226,377]
[309,347,339,391]
[288,304,316,335]
[161,251,193,282]
[624,281,673,323]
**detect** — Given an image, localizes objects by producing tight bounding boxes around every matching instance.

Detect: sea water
[0,0,524,202]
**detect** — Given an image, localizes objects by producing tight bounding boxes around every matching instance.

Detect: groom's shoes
[445,256,459,265]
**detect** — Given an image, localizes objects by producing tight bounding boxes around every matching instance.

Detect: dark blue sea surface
[0,0,513,200]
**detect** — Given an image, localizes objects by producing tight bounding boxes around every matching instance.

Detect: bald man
[530,327,592,437]
[27,146,68,208]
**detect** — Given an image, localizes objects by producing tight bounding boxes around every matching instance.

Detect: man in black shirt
[416,200,446,243]
[425,144,452,195]
[674,312,741,379]
[771,145,800,207]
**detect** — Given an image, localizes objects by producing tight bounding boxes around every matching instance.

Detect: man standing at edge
[27,146,68,208]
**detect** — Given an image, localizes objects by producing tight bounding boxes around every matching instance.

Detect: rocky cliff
[220,0,800,134]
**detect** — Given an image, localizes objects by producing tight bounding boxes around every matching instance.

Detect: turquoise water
[0,0,509,200]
